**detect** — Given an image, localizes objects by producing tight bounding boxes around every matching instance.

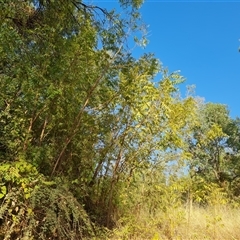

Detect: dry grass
[109,205,240,240]
[184,206,240,240]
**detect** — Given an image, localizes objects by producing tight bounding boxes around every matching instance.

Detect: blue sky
[94,1,240,118]
[138,1,240,118]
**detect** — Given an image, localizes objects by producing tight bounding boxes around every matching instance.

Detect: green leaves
[3,1,240,239]
[184,102,240,205]
[119,0,144,9]
[0,186,7,199]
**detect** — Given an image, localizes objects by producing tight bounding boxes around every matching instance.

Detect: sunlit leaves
[0,186,7,199]
[2,0,233,237]
[119,0,144,9]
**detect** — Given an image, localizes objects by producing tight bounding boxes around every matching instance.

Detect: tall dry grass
[184,205,240,240]
[109,205,240,240]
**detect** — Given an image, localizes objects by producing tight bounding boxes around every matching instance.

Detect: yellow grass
[109,205,240,240]
[181,205,240,240]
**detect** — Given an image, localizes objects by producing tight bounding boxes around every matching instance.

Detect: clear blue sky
[94,1,240,118]
[138,1,240,118]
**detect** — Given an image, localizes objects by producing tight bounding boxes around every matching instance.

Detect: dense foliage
[0,1,239,239]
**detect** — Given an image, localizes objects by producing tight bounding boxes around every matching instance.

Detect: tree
[224,118,240,199]
[186,102,240,204]
[0,0,198,238]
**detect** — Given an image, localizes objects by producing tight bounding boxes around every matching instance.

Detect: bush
[0,160,95,239]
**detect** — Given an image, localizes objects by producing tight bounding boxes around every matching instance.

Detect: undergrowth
[0,160,97,240]
[109,205,240,240]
